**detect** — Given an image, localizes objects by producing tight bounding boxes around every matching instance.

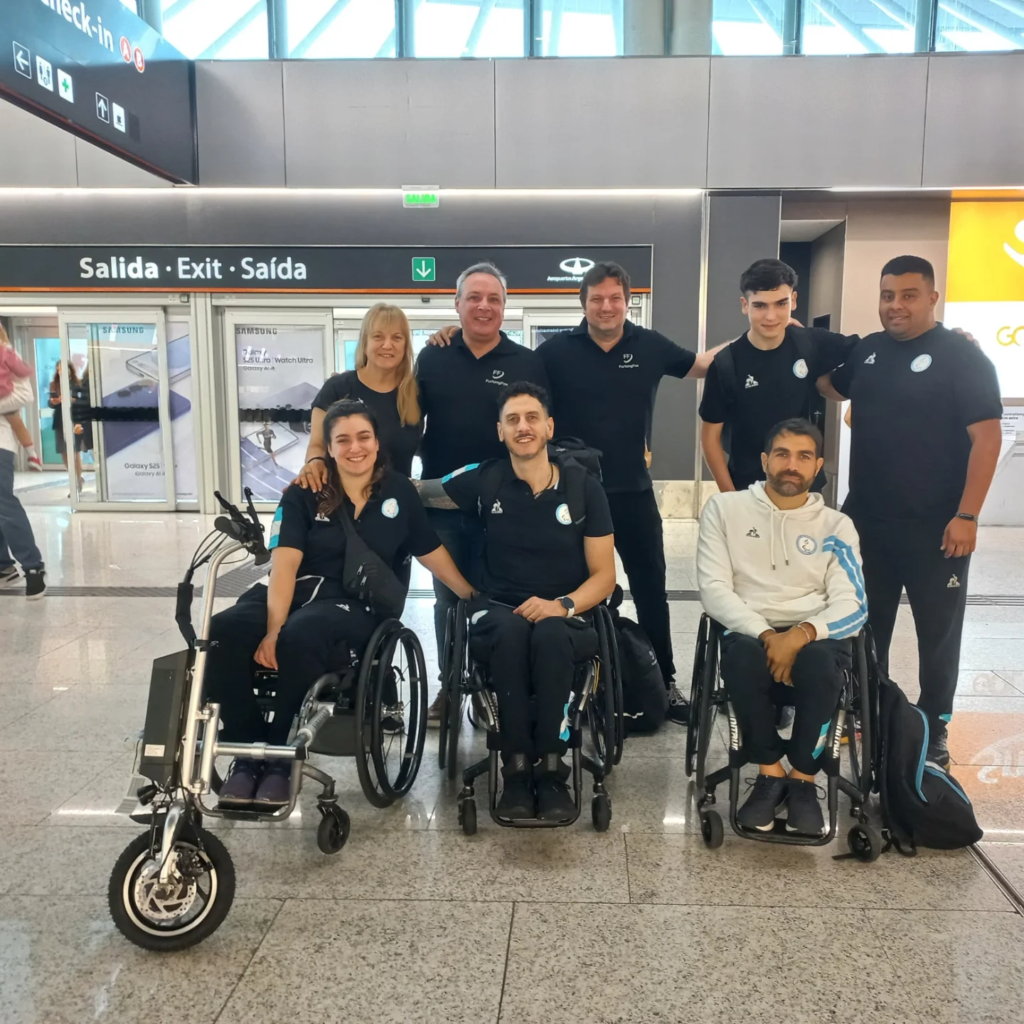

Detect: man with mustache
[417,381,616,821]
[696,418,867,836]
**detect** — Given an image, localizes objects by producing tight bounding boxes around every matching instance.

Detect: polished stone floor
[3,484,1024,1023]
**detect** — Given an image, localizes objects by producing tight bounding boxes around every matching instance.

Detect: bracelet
[796,623,814,644]
[305,456,326,466]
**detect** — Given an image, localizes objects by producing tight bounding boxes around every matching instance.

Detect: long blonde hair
[355,303,420,426]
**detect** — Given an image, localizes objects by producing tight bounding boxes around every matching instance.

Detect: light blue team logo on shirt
[796,534,818,555]
[382,498,399,518]
[911,354,932,373]
[792,358,809,379]
[556,503,572,525]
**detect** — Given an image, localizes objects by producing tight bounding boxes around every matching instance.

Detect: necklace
[532,463,556,497]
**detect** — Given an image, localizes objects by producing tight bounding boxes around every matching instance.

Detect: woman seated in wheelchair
[696,418,867,836]
[417,381,616,820]
[208,398,474,809]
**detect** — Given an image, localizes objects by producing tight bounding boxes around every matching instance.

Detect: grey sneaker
[426,690,445,728]
[217,758,262,808]
[927,719,950,768]
[737,774,788,832]
[785,779,826,836]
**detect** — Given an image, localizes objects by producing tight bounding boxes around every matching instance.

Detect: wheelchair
[108,490,428,952]
[438,599,625,833]
[685,614,882,861]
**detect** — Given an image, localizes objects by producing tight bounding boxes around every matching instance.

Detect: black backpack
[608,586,667,733]
[547,437,603,482]
[877,673,983,853]
[714,328,824,454]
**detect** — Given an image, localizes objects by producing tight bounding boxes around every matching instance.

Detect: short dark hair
[880,255,935,288]
[498,380,551,417]
[740,259,798,296]
[580,261,631,305]
[764,417,823,460]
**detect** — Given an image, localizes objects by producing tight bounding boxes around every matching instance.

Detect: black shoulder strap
[791,327,814,367]
[714,345,738,411]
[562,460,588,527]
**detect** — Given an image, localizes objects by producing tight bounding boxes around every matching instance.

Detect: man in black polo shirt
[418,382,616,820]
[416,262,550,722]
[822,255,1002,765]
[538,261,717,720]
[700,259,856,494]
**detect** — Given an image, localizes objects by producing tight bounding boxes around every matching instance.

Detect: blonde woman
[297,303,422,489]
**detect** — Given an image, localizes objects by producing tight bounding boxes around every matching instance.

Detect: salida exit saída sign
[0,0,195,181]
[0,245,653,293]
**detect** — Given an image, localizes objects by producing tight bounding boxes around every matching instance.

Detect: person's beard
[767,470,812,497]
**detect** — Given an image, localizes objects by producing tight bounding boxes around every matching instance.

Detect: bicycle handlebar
[213,488,270,564]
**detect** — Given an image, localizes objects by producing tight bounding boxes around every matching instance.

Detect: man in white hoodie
[697,418,866,836]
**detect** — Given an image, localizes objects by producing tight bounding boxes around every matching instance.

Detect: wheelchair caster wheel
[460,798,477,836]
[847,823,881,863]
[591,793,612,833]
[316,807,351,855]
[701,811,724,849]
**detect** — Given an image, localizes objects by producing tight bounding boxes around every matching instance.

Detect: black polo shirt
[441,457,614,606]
[538,319,696,493]
[831,324,1002,522]
[268,472,440,597]
[699,327,857,490]
[416,331,550,480]
[313,371,423,477]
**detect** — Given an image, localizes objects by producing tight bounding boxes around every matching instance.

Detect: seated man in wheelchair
[207,399,474,809]
[417,381,616,820]
[696,417,867,836]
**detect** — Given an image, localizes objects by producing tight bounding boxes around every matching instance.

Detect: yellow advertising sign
[947,201,1024,303]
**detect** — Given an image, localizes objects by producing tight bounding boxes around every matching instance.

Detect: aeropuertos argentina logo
[548,256,596,284]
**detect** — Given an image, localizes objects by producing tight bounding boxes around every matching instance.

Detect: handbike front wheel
[108,826,235,952]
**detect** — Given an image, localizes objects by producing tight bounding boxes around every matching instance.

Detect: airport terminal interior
[3,0,1024,1022]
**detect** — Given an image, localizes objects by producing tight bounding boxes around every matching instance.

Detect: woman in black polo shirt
[208,399,472,809]
[298,303,422,483]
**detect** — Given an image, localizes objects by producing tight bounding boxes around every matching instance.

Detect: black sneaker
[667,684,690,724]
[785,779,826,836]
[737,774,788,832]
[534,753,575,821]
[927,719,950,768]
[217,758,263,808]
[0,565,19,587]
[24,567,45,601]
[496,753,535,820]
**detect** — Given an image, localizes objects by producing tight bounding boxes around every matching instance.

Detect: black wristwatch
[956,512,978,522]
[558,596,575,617]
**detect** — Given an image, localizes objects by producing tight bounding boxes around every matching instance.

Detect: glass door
[10,318,61,468]
[58,312,175,509]
[223,310,333,505]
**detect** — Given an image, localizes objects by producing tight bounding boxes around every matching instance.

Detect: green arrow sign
[412,257,436,283]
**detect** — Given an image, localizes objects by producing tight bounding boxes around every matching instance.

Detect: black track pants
[854,515,968,723]
[721,632,850,776]
[206,587,378,745]
[606,488,674,683]
[469,601,597,759]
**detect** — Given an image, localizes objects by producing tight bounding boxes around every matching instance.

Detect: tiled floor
[3,488,1024,1022]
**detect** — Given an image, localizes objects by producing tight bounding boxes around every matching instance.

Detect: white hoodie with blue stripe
[697,482,867,642]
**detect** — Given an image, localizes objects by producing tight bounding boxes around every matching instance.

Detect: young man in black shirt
[417,382,616,820]
[700,259,856,494]
[822,255,1003,764]
[415,263,550,723]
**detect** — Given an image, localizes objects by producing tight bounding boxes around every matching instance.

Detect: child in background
[0,325,41,470]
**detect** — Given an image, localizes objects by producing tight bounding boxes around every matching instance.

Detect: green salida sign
[412,257,436,283]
